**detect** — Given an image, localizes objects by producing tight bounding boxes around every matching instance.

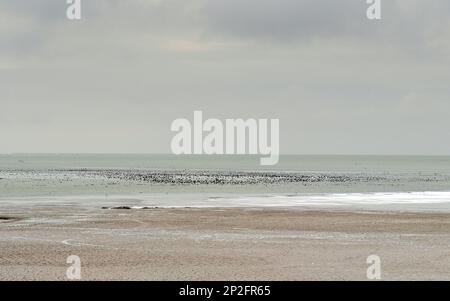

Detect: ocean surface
[1,154,450,212]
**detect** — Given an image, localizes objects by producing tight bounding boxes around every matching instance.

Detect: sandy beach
[1,206,450,281]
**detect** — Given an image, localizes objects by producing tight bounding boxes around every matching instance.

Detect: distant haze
[1,0,450,155]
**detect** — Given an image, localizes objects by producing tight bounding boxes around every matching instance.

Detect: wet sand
[1,206,450,280]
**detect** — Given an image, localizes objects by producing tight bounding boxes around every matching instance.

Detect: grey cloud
[0,0,449,154]
[202,0,450,52]
[203,0,368,41]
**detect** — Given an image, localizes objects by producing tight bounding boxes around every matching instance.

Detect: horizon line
[1,153,450,157]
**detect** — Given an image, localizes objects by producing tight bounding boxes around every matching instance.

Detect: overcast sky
[1,0,450,155]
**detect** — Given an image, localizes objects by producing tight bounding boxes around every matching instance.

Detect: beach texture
[1,206,450,280]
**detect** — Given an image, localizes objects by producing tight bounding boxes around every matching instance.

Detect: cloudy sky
[1,0,449,155]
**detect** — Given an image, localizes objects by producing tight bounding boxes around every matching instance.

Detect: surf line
[171,110,279,165]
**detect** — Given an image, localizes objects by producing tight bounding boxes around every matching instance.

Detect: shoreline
[1,206,450,280]
[3,190,450,213]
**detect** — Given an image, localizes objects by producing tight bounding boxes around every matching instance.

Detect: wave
[216,191,450,207]
[3,191,450,212]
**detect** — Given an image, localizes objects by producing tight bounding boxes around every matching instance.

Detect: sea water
[1,154,450,212]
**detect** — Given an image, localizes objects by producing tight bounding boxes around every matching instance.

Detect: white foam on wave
[159,191,450,212]
[216,191,450,207]
[2,191,450,212]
